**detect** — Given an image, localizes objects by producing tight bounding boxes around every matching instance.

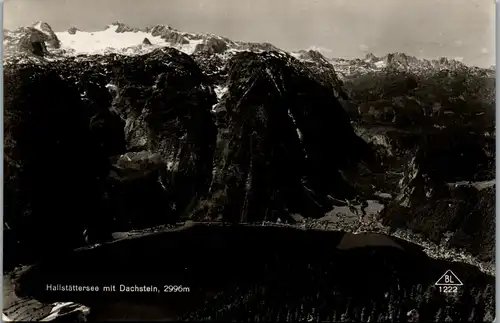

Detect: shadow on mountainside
[4,49,375,271]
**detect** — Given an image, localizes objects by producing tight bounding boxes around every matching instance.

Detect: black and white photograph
[3,0,496,321]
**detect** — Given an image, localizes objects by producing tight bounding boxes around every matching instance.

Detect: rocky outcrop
[447,185,495,260]
[191,50,227,79]
[53,49,217,228]
[4,23,60,60]
[148,24,189,44]
[32,22,61,49]
[238,42,280,52]
[193,51,374,222]
[106,48,217,226]
[67,26,80,35]
[194,37,228,54]
[17,28,50,57]
[110,21,142,33]
[353,103,494,261]
[12,22,60,58]
[295,50,349,100]
[392,130,492,205]
[142,37,152,46]
[379,128,495,260]
[382,182,495,261]
[343,66,495,132]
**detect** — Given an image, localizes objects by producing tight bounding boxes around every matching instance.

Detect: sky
[4,0,496,67]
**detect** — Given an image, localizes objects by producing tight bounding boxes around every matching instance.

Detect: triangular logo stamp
[435,269,463,286]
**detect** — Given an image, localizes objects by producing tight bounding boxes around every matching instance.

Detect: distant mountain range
[4,21,494,78]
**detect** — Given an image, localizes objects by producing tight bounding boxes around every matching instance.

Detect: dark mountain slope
[343,67,495,132]
[194,51,374,222]
[4,48,218,268]
[4,64,101,266]
[106,48,218,226]
[4,49,375,269]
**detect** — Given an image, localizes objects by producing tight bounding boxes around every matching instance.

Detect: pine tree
[360,306,368,322]
[407,309,420,322]
[468,308,476,321]
[435,308,445,321]
[483,309,495,323]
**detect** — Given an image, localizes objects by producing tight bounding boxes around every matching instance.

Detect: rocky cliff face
[5,22,61,58]
[4,44,374,267]
[108,48,218,225]
[193,51,373,222]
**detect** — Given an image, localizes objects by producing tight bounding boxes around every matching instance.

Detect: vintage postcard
[3,0,495,321]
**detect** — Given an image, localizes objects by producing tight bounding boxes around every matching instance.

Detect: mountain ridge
[4,21,494,78]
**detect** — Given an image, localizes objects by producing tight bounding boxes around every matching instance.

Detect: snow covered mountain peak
[3,21,492,79]
[4,21,208,59]
[53,22,207,56]
[32,21,55,35]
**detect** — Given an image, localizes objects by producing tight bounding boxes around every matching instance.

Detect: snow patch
[105,83,118,93]
[447,180,495,191]
[54,24,204,56]
[287,110,303,142]
[227,48,245,55]
[40,302,90,322]
[213,85,228,100]
[375,192,392,199]
[33,21,44,32]
[368,134,393,156]
[167,160,179,172]
[211,85,228,112]
[265,67,283,94]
